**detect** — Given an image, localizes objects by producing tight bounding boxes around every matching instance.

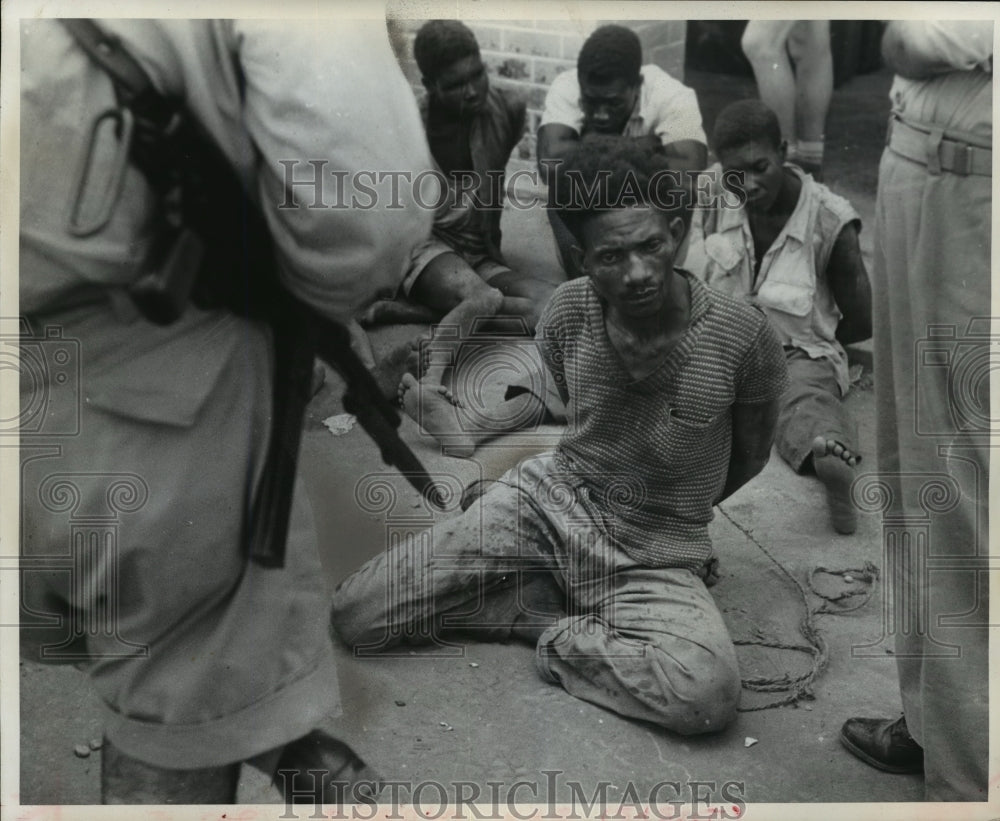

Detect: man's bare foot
[370,341,416,400]
[360,299,438,327]
[812,435,860,535]
[398,372,476,457]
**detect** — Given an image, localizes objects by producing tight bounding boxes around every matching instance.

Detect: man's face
[579,76,640,135]
[716,139,787,213]
[429,55,489,118]
[574,205,686,320]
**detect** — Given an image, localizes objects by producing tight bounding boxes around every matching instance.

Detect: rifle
[62,19,445,568]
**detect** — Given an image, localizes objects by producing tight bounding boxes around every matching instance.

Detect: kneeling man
[331,138,788,734]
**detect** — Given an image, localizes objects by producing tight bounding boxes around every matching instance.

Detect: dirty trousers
[331,454,741,735]
[777,349,857,472]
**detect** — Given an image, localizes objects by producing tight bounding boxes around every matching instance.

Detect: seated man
[537,24,708,278]
[683,99,872,534]
[331,139,789,735]
[365,20,557,401]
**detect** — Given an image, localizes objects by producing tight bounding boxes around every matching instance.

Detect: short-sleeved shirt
[887,22,993,145]
[536,271,788,569]
[683,164,860,395]
[539,64,706,147]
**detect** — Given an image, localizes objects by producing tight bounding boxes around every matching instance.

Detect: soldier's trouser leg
[101,739,239,804]
[872,143,990,800]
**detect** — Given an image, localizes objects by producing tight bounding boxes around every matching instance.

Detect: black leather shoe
[274,730,382,805]
[840,715,924,774]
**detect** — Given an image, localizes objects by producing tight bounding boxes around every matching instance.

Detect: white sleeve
[539,70,585,132]
[235,19,434,320]
[644,67,707,146]
[893,21,993,72]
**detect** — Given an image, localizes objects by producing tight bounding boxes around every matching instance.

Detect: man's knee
[649,647,741,735]
[741,25,784,63]
[679,668,740,735]
[787,20,830,63]
[411,252,488,309]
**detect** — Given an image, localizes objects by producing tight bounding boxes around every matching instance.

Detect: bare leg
[407,252,504,386]
[361,298,440,327]
[485,268,559,332]
[811,434,860,535]
[741,20,800,145]
[787,21,833,143]
[398,371,547,457]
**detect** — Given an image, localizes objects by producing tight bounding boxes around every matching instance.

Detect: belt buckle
[951,141,972,176]
[926,127,944,175]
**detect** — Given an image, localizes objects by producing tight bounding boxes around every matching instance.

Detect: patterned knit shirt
[536,270,789,569]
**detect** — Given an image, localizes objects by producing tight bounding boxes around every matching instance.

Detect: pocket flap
[755,279,814,317]
[704,234,743,272]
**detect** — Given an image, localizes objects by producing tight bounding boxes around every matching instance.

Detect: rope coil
[718,505,878,712]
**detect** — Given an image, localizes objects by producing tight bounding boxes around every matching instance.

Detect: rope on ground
[717,504,877,712]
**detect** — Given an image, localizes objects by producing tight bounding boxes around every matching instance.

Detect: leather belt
[886,114,992,177]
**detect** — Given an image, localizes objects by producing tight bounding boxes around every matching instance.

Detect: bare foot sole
[812,435,860,535]
[398,373,476,457]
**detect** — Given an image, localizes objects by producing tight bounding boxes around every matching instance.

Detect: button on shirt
[540,64,706,146]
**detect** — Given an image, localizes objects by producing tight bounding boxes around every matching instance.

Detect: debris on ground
[73,745,91,759]
[744,737,759,748]
[322,414,356,436]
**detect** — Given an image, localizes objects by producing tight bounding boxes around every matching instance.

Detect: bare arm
[716,398,780,505]
[537,123,581,185]
[827,222,873,346]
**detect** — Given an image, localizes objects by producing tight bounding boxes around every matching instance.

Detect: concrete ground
[19,67,922,807]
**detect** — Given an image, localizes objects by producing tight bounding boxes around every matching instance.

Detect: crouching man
[330,138,789,734]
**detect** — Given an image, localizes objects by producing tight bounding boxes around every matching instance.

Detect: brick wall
[387,18,688,165]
